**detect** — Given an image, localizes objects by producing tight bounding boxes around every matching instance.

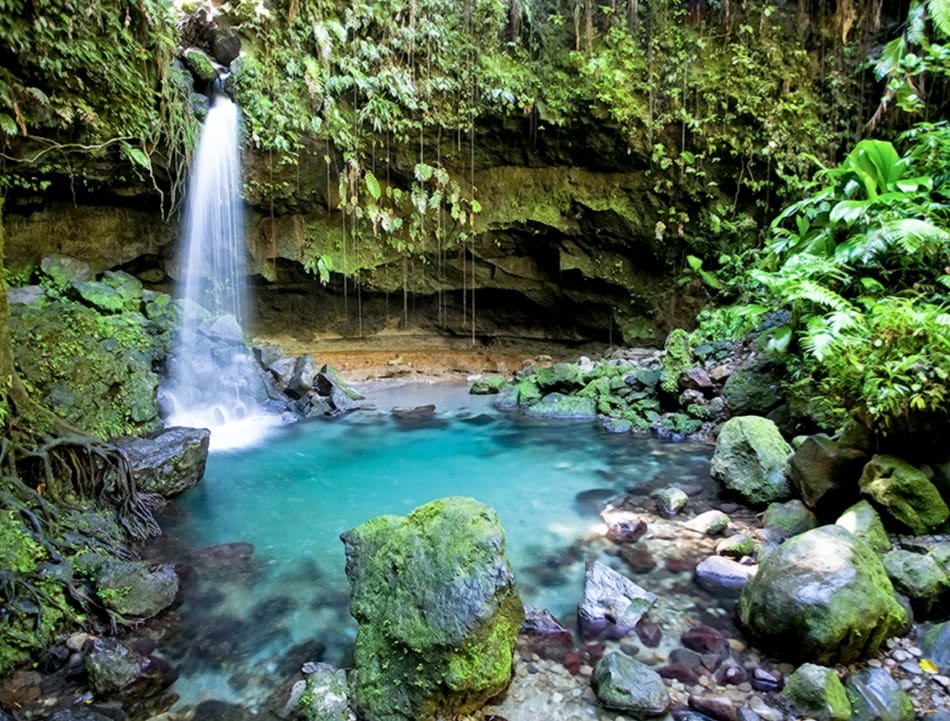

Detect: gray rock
[655,486,688,516]
[40,254,92,288]
[835,500,890,554]
[211,23,241,65]
[881,549,950,618]
[205,313,244,343]
[592,651,669,715]
[844,667,914,721]
[780,663,850,721]
[294,663,350,721]
[736,525,908,664]
[83,638,177,698]
[722,361,782,415]
[341,497,522,721]
[289,354,319,396]
[683,509,730,536]
[96,559,179,620]
[269,357,297,388]
[710,416,791,506]
[694,555,757,594]
[789,434,866,514]
[114,426,210,497]
[762,499,818,538]
[859,454,950,534]
[715,534,758,559]
[578,560,656,639]
[919,621,950,673]
[8,285,45,305]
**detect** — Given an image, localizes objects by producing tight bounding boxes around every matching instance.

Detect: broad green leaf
[414,163,433,182]
[124,146,151,169]
[686,255,703,271]
[364,171,381,200]
[0,113,17,135]
[830,199,868,224]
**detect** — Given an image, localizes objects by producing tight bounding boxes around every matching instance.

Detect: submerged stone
[341,497,523,721]
[789,434,867,515]
[844,667,914,721]
[95,559,179,621]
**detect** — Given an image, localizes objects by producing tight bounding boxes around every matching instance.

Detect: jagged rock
[736,525,907,664]
[694,555,756,594]
[780,663,850,721]
[683,510,730,536]
[859,454,950,534]
[524,392,597,420]
[592,652,669,715]
[600,505,647,543]
[83,638,177,698]
[709,416,791,506]
[341,497,523,721]
[517,607,574,662]
[113,426,210,497]
[285,663,351,721]
[835,500,891,554]
[654,486,688,516]
[289,354,320,396]
[269,357,297,388]
[96,559,179,620]
[578,560,656,640]
[919,621,950,672]
[205,313,244,343]
[210,23,242,65]
[40,254,92,288]
[789,434,867,515]
[470,375,508,395]
[844,667,914,721]
[762,499,818,538]
[881,549,950,618]
[679,367,713,390]
[317,364,365,401]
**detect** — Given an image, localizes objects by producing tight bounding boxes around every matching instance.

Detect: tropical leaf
[0,113,17,135]
[929,0,950,37]
[363,170,381,200]
[883,218,950,254]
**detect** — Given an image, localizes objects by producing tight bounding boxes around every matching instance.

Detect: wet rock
[693,555,756,594]
[761,499,817,538]
[534,362,581,391]
[592,651,670,716]
[0,670,42,709]
[635,622,662,648]
[721,361,782,416]
[211,22,242,65]
[714,534,757,559]
[681,625,729,655]
[683,510,730,536]
[688,693,737,721]
[518,607,574,662]
[736,525,908,664]
[96,559,179,620]
[620,544,657,574]
[113,426,210,497]
[40,254,93,288]
[83,638,177,698]
[655,486,688,516]
[284,663,350,721]
[184,47,218,84]
[709,416,791,507]
[185,542,259,580]
[751,667,783,692]
[470,375,508,394]
[919,621,950,672]
[289,354,320,396]
[391,404,437,424]
[658,663,700,684]
[295,391,333,418]
[269,357,297,388]
[844,667,914,721]
[317,364,365,402]
[859,454,950,534]
[192,700,256,721]
[715,663,748,686]
[882,549,950,618]
[680,367,713,390]
[835,500,891,554]
[668,647,704,669]
[341,497,523,721]
[789,434,867,515]
[601,505,647,543]
[600,416,634,434]
[780,663,850,721]
[578,560,656,640]
[47,708,113,721]
[205,313,244,343]
[524,392,597,420]
[8,285,44,305]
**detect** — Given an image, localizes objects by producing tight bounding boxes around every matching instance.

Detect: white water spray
[163,91,281,450]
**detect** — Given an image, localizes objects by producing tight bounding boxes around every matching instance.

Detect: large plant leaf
[929,0,950,37]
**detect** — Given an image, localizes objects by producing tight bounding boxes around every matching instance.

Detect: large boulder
[835,500,890,554]
[709,416,791,506]
[341,497,523,721]
[721,360,782,415]
[82,638,177,699]
[113,426,210,497]
[736,525,907,664]
[95,559,179,620]
[859,455,950,534]
[789,434,866,516]
[844,667,914,721]
[881,549,950,619]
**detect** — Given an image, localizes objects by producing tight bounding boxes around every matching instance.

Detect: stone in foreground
[578,560,656,639]
[859,454,950,534]
[781,663,851,721]
[736,525,907,665]
[341,497,523,721]
[592,651,669,716]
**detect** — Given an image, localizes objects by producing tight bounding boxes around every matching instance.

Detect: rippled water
[156,381,714,710]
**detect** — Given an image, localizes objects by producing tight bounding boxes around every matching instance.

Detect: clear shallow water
[156,381,713,709]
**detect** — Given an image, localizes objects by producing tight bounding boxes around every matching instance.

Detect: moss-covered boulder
[592,651,669,716]
[881,549,950,619]
[789,434,867,516]
[762,499,818,538]
[341,497,523,721]
[845,668,914,721]
[859,455,950,534]
[781,663,851,721]
[835,500,890,554]
[95,559,179,621]
[470,375,508,395]
[721,360,783,415]
[709,416,791,506]
[524,392,597,420]
[736,525,908,665]
[660,329,691,395]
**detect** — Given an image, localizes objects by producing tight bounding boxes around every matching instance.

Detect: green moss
[661,329,692,395]
[0,510,44,573]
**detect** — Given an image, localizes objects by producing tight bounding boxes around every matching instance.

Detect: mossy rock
[184,47,218,84]
[780,663,851,721]
[342,497,523,721]
[881,549,950,619]
[514,378,542,407]
[710,416,792,506]
[660,329,691,395]
[470,375,508,395]
[722,360,782,415]
[96,559,179,620]
[859,455,950,534]
[534,362,580,391]
[524,393,597,420]
[835,500,890,554]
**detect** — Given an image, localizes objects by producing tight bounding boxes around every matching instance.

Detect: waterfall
[162,91,279,450]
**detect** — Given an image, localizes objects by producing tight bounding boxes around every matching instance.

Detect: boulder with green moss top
[780,663,850,721]
[721,360,783,416]
[513,377,542,407]
[470,375,509,395]
[592,652,669,715]
[709,416,791,506]
[736,525,908,665]
[534,362,581,391]
[341,497,523,721]
[184,47,218,84]
[762,499,818,538]
[660,329,691,395]
[95,559,179,621]
[859,455,950,534]
[524,392,597,420]
[835,500,890,554]
[881,549,950,619]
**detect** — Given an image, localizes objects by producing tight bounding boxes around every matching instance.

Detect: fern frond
[797,280,855,312]
[882,218,950,255]
[930,0,950,37]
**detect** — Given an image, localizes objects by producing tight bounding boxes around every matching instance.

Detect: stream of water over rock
[151,382,719,712]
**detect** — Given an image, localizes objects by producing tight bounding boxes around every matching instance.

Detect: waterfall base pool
[150,381,719,712]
